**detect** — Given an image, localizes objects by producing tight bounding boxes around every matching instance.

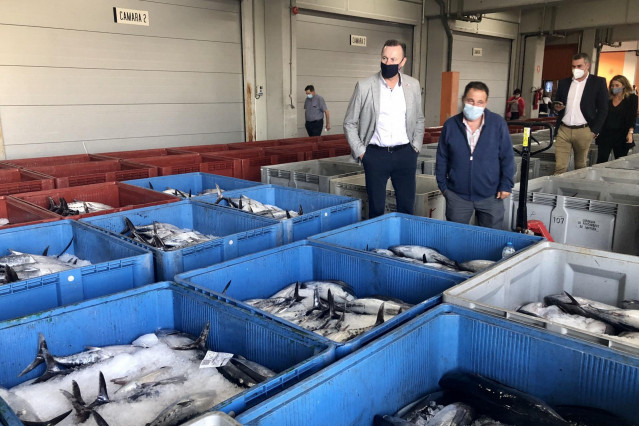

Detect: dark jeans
[596,142,632,163]
[510,111,520,120]
[361,144,418,218]
[305,119,323,136]
[444,189,505,229]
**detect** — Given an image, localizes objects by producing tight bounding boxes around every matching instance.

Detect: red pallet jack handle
[526,220,554,242]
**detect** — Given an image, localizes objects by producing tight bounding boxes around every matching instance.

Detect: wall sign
[350,35,367,47]
[113,7,149,26]
[472,48,483,57]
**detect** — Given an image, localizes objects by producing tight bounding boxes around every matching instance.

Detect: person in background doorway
[506,89,525,120]
[343,39,424,218]
[552,52,608,174]
[596,75,638,163]
[304,85,330,136]
[435,81,514,229]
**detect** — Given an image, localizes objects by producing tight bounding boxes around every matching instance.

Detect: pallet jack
[507,120,555,241]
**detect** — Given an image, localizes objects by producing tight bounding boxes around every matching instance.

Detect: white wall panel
[0,0,243,158]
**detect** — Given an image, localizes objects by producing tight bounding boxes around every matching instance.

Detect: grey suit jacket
[343,72,425,159]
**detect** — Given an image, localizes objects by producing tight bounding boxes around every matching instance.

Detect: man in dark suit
[553,52,608,174]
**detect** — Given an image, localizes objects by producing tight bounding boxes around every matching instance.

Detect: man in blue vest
[435,81,514,229]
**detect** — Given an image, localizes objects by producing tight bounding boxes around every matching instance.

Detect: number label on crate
[553,216,565,224]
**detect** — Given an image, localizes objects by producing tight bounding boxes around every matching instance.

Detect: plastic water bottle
[501,242,515,259]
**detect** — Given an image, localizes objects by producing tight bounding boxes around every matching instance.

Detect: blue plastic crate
[0,282,335,422]
[80,200,283,281]
[236,304,639,425]
[0,220,153,321]
[176,240,464,358]
[123,172,262,198]
[197,184,361,242]
[308,213,543,277]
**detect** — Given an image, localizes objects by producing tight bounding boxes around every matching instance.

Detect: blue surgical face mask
[463,103,485,121]
[612,87,623,95]
[307,94,313,99]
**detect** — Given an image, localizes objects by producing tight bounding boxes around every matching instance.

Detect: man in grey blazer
[344,39,424,218]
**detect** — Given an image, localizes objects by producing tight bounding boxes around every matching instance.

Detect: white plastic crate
[444,241,639,354]
[504,176,639,255]
[330,173,445,220]
[261,159,363,193]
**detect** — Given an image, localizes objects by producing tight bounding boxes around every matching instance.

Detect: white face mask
[572,68,585,79]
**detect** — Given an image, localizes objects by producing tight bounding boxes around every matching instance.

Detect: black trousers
[596,130,633,163]
[305,119,323,137]
[361,144,418,218]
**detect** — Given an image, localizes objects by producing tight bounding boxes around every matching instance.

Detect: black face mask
[380,62,400,79]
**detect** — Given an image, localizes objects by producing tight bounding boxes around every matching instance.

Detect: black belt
[368,143,410,152]
[561,123,589,129]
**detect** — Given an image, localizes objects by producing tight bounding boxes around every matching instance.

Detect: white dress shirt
[370,76,410,147]
[562,74,589,126]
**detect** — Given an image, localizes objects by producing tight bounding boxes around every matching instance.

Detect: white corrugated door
[296,13,414,137]
[452,32,512,117]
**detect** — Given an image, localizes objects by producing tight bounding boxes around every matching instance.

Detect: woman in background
[596,75,638,163]
[505,89,525,120]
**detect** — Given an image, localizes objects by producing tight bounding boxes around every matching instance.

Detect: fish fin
[213,195,223,205]
[176,189,187,198]
[33,344,67,384]
[238,197,243,210]
[47,196,58,212]
[227,197,239,208]
[148,182,154,190]
[122,217,136,235]
[92,410,110,426]
[42,246,50,256]
[93,371,110,406]
[188,189,191,198]
[56,237,74,259]
[5,264,19,283]
[563,291,581,306]
[59,389,90,423]
[59,197,69,213]
[422,254,427,264]
[375,303,385,326]
[18,333,47,377]
[286,210,291,219]
[170,322,210,351]
[221,280,232,295]
[152,235,167,250]
[71,380,86,406]
[83,202,89,214]
[298,204,303,215]
[294,281,304,302]
[328,290,337,319]
[215,183,222,197]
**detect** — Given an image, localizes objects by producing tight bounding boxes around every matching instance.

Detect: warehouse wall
[295,12,413,137]
[0,0,244,159]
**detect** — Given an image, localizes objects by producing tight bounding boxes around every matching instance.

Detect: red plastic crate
[98,148,194,160]
[278,136,321,145]
[0,196,60,229]
[13,182,180,219]
[3,154,110,168]
[198,155,243,178]
[0,166,56,196]
[226,140,282,150]
[320,134,346,142]
[129,154,206,176]
[26,160,158,188]
[169,144,231,154]
[208,149,274,181]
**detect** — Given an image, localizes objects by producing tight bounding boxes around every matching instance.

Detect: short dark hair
[513,88,521,95]
[382,39,406,58]
[463,81,489,99]
[304,85,314,92]
[572,52,590,64]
